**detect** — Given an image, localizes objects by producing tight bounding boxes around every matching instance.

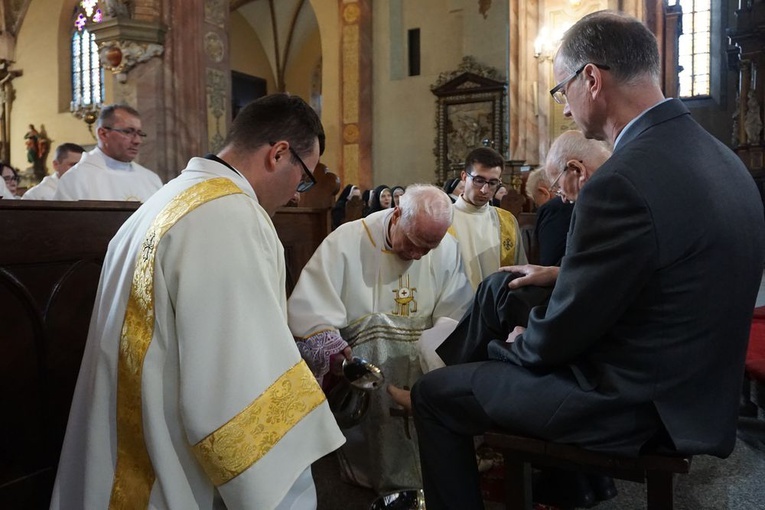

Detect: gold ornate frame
[431,58,506,184]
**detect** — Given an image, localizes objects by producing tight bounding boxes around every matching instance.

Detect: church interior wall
[307,0,340,175]
[4,0,742,189]
[372,0,508,188]
[12,0,96,177]
[229,10,277,94]
[283,25,322,115]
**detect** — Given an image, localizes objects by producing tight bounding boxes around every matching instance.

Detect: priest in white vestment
[450,147,527,290]
[51,94,344,510]
[22,143,84,200]
[288,184,473,494]
[53,104,162,202]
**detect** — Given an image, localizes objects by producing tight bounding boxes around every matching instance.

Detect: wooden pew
[0,175,336,507]
[0,200,140,509]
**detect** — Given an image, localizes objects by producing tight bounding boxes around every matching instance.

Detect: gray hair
[545,130,612,178]
[398,184,453,227]
[556,10,661,85]
[525,168,550,200]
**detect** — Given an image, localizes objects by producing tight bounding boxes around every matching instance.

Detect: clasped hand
[498,264,559,289]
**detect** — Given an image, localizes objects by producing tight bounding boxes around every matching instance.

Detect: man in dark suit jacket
[411,10,765,510]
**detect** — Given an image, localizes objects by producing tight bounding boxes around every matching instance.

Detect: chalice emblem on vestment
[392,274,417,317]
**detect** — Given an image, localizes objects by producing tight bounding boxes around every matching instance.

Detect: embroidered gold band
[109,178,243,509]
[497,208,518,266]
[191,359,326,486]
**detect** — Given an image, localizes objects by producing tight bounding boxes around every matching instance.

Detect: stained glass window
[71,2,104,109]
[670,0,711,98]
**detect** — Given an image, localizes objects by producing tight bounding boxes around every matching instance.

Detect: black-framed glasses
[269,141,317,193]
[288,146,317,193]
[550,63,610,105]
[103,126,148,138]
[467,172,501,190]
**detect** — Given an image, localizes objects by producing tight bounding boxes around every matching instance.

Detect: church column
[339,0,372,189]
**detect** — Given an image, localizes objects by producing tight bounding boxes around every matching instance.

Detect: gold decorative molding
[432,56,504,90]
[204,32,225,63]
[205,0,226,28]
[343,3,361,23]
[99,40,164,82]
[206,68,226,153]
[341,1,360,184]
[343,124,359,144]
[91,18,165,83]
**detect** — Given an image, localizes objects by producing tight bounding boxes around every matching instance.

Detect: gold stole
[109,178,324,508]
[496,207,519,266]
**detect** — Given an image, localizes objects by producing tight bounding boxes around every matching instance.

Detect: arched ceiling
[232,0,319,92]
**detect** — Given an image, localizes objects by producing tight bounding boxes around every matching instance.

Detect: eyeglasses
[548,160,583,198]
[467,172,501,190]
[550,63,611,105]
[103,126,148,138]
[3,174,18,183]
[547,168,566,197]
[269,142,318,193]
[288,146,317,193]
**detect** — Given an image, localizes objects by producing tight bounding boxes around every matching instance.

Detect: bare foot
[387,384,412,412]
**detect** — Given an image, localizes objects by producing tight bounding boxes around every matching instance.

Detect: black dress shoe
[532,468,596,509]
[587,474,618,502]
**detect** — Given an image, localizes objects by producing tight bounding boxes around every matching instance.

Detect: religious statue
[24,124,39,163]
[105,0,132,18]
[23,124,51,182]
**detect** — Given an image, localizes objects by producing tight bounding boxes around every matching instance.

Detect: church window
[71,2,104,109]
[670,0,711,98]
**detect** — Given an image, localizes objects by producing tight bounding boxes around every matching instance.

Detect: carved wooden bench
[483,431,692,510]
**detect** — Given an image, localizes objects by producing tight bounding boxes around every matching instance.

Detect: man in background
[533,130,610,266]
[450,147,526,290]
[54,104,162,201]
[524,167,551,208]
[22,143,85,200]
[52,94,344,509]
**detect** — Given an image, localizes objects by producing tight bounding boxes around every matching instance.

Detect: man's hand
[387,384,412,412]
[506,326,525,343]
[329,346,353,375]
[498,264,559,289]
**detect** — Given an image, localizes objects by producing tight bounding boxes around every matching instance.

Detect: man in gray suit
[412,10,765,509]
